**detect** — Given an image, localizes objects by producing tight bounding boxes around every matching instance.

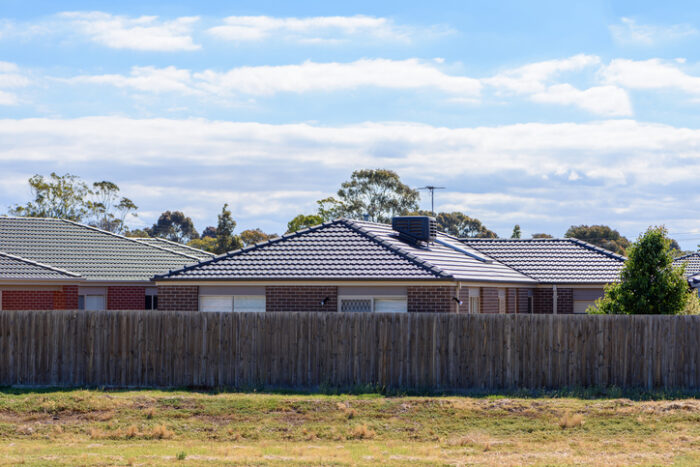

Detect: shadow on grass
[1,384,699,401]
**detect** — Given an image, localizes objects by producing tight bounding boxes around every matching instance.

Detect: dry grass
[1,390,700,466]
[559,412,584,429]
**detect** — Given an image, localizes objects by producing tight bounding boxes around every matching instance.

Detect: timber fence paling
[2,310,700,390]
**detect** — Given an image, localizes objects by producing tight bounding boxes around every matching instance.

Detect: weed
[125,425,139,438]
[145,407,155,419]
[176,451,187,461]
[348,424,376,440]
[151,424,174,439]
[559,412,584,429]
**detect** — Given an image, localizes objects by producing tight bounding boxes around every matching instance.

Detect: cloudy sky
[2,1,700,247]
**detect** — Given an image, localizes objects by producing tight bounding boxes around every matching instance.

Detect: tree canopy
[564,225,631,255]
[9,173,137,234]
[511,225,521,239]
[213,203,242,254]
[287,214,325,233]
[317,169,419,223]
[593,226,693,315]
[146,211,199,244]
[240,228,278,246]
[532,233,553,239]
[435,212,497,238]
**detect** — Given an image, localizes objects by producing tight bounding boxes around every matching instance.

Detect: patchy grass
[0,388,700,465]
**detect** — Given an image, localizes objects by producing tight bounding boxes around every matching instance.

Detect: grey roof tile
[133,237,215,260]
[157,219,536,283]
[0,217,203,281]
[673,253,700,276]
[461,238,626,283]
[0,250,81,281]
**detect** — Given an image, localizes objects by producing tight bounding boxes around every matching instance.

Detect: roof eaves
[341,219,451,279]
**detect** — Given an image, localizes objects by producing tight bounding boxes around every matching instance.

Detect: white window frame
[199,295,233,313]
[199,295,266,313]
[498,288,507,314]
[468,288,480,314]
[338,296,407,313]
[79,294,105,311]
[233,295,266,313]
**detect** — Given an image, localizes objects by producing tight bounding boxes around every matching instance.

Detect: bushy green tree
[214,203,242,253]
[240,228,278,246]
[287,214,325,233]
[435,212,497,238]
[147,211,199,243]
[593,226,692,315]
[318,169,419,223]
[511,224,521,239]
[188,236,217,253]
[565,225,630,255]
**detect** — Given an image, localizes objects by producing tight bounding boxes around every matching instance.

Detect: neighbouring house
[0,217,214,311]
[155,217,626,314]
[673,252,700,293]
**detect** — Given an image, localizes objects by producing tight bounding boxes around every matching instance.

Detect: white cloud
[3,117,700,241]
[0,62,30,106]
[58,11,200,51]
[484,54,600,94]
[601,58,700,95]
[530,84,632,116]
[66,59,482,97]
[610,17,698,45]
[207,15,449,44]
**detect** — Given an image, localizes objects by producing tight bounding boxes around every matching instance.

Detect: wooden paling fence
[0,310,698,390]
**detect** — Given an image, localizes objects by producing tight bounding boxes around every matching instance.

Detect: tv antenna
[418,186,445,215]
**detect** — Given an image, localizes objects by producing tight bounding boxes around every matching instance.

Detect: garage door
[574,300,596,314]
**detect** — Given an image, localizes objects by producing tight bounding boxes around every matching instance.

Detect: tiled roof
[673,253,700,277]
[0,251,81,281]
[0,217,203,282]
[461,238,626,283]
[133,237,215,260]
[157,219,536,283]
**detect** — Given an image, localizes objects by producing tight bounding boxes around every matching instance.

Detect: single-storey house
[155,216,626,314]
[673,252,700,293]
[0,217,214,311]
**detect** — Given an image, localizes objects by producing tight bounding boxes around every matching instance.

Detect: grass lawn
[1,388,700,466]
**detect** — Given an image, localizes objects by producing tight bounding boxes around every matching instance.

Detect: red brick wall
[158,286,199,311]
[480,287,500,313]
[517,289,533,313]
[533,288,573,314]
[407,286,456,313]
[507,288,517,314]
[107,286,146,310]
[265,286,338,312]
[1,285,79,310]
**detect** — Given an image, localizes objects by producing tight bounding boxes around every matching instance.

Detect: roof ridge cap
[155,219,343,280]
[59,219,203,262]
[135,237,216,257]
[565,237,628,262]
[341,219,451,279]
[674,252,700,261]
[0,250,82,277]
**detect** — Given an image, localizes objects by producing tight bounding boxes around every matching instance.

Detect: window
[340,298,372,313]
[79,295,105,311]
[200,296,233,313]
[498,289,506,314]
[233,296,265,313]
[374,298,407,313]
[338,297,407,313]
[199,295,265,313]
[145,295,158,310]
[468,288,480,314]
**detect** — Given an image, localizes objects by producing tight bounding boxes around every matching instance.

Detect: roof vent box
[392,216,437,243]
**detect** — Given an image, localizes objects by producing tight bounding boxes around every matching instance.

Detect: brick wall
[407,286,456,313]
[480,287,500,313]
[158,286,199,311]
[507,288,517,314]
[517,289,532,313]
[1,285,79,310]
[533,288,573,314]
[265,286,338,312]
[107,286,146,310]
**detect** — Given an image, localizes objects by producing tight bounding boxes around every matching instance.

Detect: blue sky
[2,1,700,247]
